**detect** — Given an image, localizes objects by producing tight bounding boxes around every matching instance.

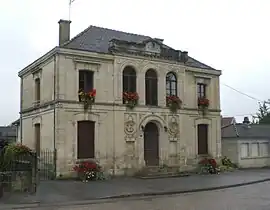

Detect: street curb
[3,178,270,209]
[97,178,270,200]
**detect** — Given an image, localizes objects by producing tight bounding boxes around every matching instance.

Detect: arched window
[145,69,158,106]
[123,66,137,102]
[166,72,177,96]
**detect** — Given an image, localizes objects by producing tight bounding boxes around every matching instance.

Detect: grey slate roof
[63,26,215,70]
[11,118,20,126]
[0,126,16,142]
[221,117,235,128]
[222,123,270,139]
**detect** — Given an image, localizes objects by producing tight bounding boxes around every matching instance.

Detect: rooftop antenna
[69,0,76,20]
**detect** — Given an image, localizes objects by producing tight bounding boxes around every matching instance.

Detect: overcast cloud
[0,0,269,125]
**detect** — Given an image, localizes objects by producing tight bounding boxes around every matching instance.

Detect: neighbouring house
[221,117,236,128]
[10,119,20,142]
[18,19,222,176]
[0,126,17,143]
[222,117,270,168]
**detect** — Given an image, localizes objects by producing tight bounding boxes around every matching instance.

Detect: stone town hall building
[18,19,222,176]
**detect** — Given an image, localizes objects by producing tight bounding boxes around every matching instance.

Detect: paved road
[42,181,270,209]
[2,169,270,205]
[15,181,270,210]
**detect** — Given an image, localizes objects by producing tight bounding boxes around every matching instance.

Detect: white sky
[0,0,269,125]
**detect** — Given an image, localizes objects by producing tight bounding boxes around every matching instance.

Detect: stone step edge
[136,173,190,179]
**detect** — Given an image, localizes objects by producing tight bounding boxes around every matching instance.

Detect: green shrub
[221,156,238,168]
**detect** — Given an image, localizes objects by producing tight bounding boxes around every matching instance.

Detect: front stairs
[135,165,191,179]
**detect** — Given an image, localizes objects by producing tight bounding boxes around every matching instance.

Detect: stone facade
[19,46,221,176]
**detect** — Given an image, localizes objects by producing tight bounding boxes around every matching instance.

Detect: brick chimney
[58,19,71,46]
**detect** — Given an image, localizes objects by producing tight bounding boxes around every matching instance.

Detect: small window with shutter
[35,78,41,104]
[79,70,94,92]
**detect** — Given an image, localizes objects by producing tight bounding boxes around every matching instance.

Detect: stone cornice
[186,66,222,76]
[18,47,114,77]
[21,99,221,115]
[60,48,114,61]
[18,47,59,77]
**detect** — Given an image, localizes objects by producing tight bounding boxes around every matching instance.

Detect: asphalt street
[19,181,270,210]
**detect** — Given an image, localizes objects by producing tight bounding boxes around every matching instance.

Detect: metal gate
[37,149,57,182]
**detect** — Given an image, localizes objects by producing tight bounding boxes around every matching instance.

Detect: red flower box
[166,95,182,112]
[198,97,209,107]
[78,89,96,110]
[123,92,139,109]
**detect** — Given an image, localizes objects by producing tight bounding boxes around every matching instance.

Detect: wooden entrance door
[197,124,208,155]
[144,122,159,166]
[77,121,95,159]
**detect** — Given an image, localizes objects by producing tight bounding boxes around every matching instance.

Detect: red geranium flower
[198,97,209,107]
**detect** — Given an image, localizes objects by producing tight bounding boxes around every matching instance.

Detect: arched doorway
[144,122,159,166]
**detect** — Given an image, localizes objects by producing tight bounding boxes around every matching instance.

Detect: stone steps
[135,166,192,179]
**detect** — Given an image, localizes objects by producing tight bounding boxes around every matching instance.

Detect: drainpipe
[53,53,57,177]
[20,77,23,143]
[112,59,116,176]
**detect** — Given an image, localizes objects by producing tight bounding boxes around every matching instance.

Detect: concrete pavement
[1,169,270,209]
[26,181,270,210]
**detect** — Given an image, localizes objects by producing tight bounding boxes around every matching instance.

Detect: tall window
[145,69,158,106]
[34,123,41,157]
[35,78,41,103]
[122,66,137,102]
[166,72,177,96]
[197,83,206,98]
[123,66,137,104]
[197,124,208,155]
[77,121,95,159]
[79,70,94,92]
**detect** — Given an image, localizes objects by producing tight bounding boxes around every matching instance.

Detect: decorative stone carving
[168,116,179,141]
[32,68,42,79]
[180,145,188,166]
[139,114,145,121]
[32,116,42,126]
[109,39,186,62]
[124,114,136,142]
[161,114,167,122]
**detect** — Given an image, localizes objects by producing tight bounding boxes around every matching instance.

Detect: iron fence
[0,149,56,198]
[38,149,56,181]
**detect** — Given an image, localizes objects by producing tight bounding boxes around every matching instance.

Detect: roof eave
[185,66,222,76]
[11,119,20,126]
[18,47,60,77]
[59,47,114,61]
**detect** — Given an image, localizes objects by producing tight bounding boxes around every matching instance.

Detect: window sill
[145,105,159,108]
[240,156,270,160]
[75,158,96,163]
[33,101,40,107]
[169,137,178,142]
[197,154,209,158]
